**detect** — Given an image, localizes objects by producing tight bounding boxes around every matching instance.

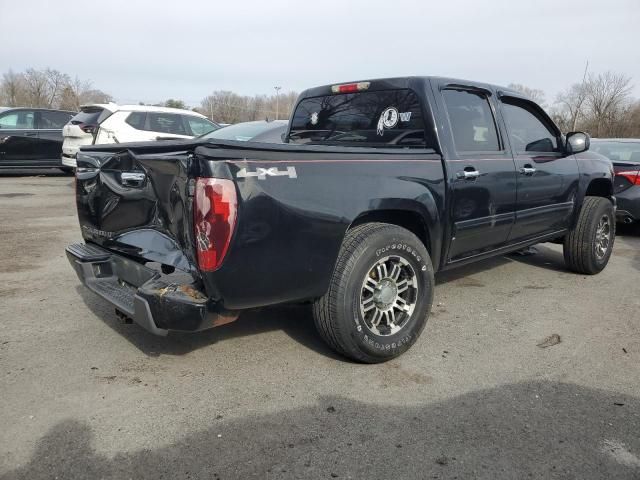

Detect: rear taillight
[194,178,237,271]
[617,170,640,185]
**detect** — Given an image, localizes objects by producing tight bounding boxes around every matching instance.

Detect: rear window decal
[377,107,399,135]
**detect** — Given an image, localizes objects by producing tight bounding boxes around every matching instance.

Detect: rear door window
[39,110,74,129]
[443,89,500,153]
[289,89,430,148]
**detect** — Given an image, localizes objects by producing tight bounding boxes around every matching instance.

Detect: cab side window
[0,110,35,129]
[443,89,500,153]
[501,99,559,153]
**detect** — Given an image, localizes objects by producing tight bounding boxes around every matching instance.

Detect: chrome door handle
[457,169,480,180]
[520,166,536,175]
[120,171,146,187]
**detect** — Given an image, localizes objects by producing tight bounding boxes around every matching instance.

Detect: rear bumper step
[66,243,238,335]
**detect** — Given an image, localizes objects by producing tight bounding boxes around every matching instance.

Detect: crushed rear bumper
[66,243,238,335]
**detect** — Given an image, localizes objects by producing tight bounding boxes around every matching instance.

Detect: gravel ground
[1,171,639,479]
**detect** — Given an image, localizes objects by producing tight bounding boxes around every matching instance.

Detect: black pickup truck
[66,76,615,363]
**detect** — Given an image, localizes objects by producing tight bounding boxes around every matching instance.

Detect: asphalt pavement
[1,171,639,479]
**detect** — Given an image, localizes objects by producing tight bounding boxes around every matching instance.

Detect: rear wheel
[563,196,615,274]
[313,223,434,363]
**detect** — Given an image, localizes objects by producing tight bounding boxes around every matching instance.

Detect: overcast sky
[1,0,639,106]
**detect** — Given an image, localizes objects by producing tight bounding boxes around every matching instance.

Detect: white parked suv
[61,103,219,167]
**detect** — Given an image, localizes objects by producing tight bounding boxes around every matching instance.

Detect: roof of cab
[296,76,531,102]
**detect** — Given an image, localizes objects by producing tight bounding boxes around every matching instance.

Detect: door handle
[456,168,480,180]
[520,165,536,175]
[120,171,146,187]
[25,132,37,137]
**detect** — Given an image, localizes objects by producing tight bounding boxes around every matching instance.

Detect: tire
[313,222,434,363]
[563,196,615,274]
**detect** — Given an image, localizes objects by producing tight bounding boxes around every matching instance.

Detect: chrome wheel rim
[359,255,418,336]
[595,215,611,260]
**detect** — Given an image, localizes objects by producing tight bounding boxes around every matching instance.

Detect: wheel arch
[348,205,442,269]
[585,177,614,199]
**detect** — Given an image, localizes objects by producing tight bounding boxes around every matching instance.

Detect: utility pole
[573,60,589,131]
[274,86,282,120]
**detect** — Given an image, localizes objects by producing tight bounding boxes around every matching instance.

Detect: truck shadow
[3,381,639,479]
[77,243,573,359]
[76,286,343,360]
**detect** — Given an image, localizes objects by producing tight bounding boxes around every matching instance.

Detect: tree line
[0,68,112,111]
[2,67,639,137]
[509,71,639,138]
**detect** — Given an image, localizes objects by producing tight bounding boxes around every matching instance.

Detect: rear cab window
[288,89,433,148]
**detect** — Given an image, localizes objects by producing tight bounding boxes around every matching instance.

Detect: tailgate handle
[121,172,146,187]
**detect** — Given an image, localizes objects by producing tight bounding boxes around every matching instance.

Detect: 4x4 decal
[236,166,297,180]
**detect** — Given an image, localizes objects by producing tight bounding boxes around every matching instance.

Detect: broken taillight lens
[194,178,237,271]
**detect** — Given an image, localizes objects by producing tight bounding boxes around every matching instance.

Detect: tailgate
[75,147,198,273]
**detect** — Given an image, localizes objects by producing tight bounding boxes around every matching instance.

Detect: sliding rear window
[288,89,432,148]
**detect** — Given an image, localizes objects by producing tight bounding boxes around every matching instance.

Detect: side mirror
[566,131,590,154]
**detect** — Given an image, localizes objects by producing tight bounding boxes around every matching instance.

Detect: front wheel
[563,196,615,274]
[313,223,434,363]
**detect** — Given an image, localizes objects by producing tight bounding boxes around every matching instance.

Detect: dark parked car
[66,76,614,363]
[0,107,75,171]
[201,120,287,143]
[591,139,640,224]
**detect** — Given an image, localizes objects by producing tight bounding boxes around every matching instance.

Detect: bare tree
[0,68,111,111]
[198,90,298,124]
[584,71,632,137]
[0,70,26,106]
[507,83,546,105]
[555,83,589,131]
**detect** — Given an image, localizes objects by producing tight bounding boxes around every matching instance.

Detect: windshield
[591,141,640,162]
[202,121,285,141]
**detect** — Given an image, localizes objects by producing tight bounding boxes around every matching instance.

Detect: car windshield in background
[202,121,286,141]
[591,141,640,162]
[288,89,431,148]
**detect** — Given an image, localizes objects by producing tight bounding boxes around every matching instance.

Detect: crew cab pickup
[66,76,615,363]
